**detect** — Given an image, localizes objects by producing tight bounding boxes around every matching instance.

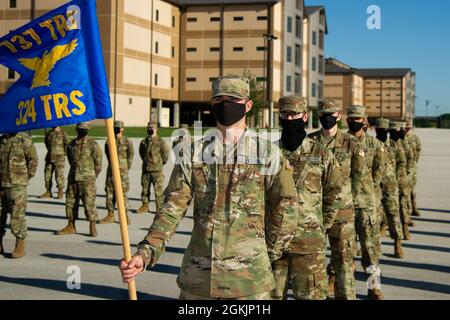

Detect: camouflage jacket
[105,136,134,177]
[139,135,169,172]
[281,137,343,254]
[44,128,69,163]
[352,132,386,210]
[399,139,415,175]
[406,131,422,163]
[137,130,299,298]
[0,133,38,188]
[380,138,400,194]
[66,136,102,182]
[308,129,365,221]
[389,139,408,191]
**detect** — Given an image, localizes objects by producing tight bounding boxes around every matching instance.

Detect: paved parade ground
[0,128,449,300]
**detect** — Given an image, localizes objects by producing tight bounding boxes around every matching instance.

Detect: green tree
[241,69,265,128]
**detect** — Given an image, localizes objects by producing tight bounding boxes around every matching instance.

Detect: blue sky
[307,0,450,116]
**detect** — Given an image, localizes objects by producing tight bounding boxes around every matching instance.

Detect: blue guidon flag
[0,0,112,134]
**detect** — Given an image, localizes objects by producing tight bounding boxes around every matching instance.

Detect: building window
[257,16,268,21]
[155,42,159,54]
[319,30,324,49]
[8,68,15,79]
[171,77,175,88]
[186,77,197,82]
[295,16,302,39]
[187,47,197,52]
[318,80,324,98]
[312,31,317,45]
[287,17,292,33]
[172,46,175,58]
[172,16,176,27]
[233,16,244,21]
[295,73,301,94]
[155,10,159,22]
[209,77,219,82]
[296,0,302,10]
[295,45,301,66]
[312,83,317,97]
[187,17,197,22]
[233,47,243,52]
[210,17,220,22]
[257,46,266,51]
[312,57,317,71]
[319,55,324,74]
[210,47,220,52]
[9,0,16,8]
[286,46,292,63]
[286,76,292,92]
[154,74,158,86]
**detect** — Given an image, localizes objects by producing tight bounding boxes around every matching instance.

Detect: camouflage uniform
[308,100,365,300]
[104,121,134,213]
[406,127,421,216]
[139,125,169,213]
[376,119,403,241]
[65,124,102,223]
[347,106,386,272]
[0,133,38,240]
[272,96,343,300]
[135,76,299,300]
[43,128,69,192]
[398,122,414,227]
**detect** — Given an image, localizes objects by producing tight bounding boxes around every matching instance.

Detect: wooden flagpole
[105,118,138,300]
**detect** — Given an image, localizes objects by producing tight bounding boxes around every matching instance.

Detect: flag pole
[105,118,138,300]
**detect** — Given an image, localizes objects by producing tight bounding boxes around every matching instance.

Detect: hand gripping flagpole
[105,118,138,300]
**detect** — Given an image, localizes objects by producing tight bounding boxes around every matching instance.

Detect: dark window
[186,47,197,52]
[155,10,159,22]
[319,30,324,49]
[312,83,317,97]
[172,46,175,58]
[9,0,16,8]
[286,76,292,92]
[234,16,244,21]
[295,16,302,38]
[287,17,292,33]
[171,77,175,88]
[187,17,197,22]
[295,73,301,94]
[296,0,302,10]
[257,46,267,51]
[155,42,159,54]
[312,57,317,71]
[319,55,324,74]
[210,47,220,52]
[257,16,268,21]
[8,68,15,79]
[154,74,158,86]
[210,17,220,22]
[186,77,197,82]
[233,47,243,52]
[172,16,176,27]
[318,80,324,98]
[312,31,317,45]
[286,46,292,63]
[295,45,301,66]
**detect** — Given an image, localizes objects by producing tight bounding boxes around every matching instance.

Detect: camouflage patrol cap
[76,122,90,130]
[114,120,124,128]
[376,118,390,129]
[278,96,308,113]
[389,121,402,130]
[212,76,250,100]
[405,117,414,127]
[399,121,407,129]
[147,122,157,129]
[347,105,367,118]
[317,99,341,115]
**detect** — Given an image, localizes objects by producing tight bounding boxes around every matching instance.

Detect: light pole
[263,33,277,128]
[426,100,431,117]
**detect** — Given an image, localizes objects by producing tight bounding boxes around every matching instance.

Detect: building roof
[325,64,354,75]
[304,5,328,34]
[356,68,412,78]
[167,0,280,6]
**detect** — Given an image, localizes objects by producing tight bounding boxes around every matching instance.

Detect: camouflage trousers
[327,209,356,300]
[141,171,164,212]
[355,207,380,270]
[44,160,65,190]
[380,182,404,240]
[410,166,419,214]
[271,252,327,300]
[179,290,271,300]
[0,186,28,239]
[66,181,98,222]
[399,186,412,224]
[105,174,129,212]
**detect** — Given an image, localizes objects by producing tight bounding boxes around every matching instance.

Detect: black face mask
[280,119,307,152]
[348,121,365,133]
[212,101,247,127]
[399,130,406,140]
[148,129,154,136]
[320,114,338,130]
[376,128,388,143]
[77,129,88,139]
[389,129,400,141]
[114,128,121,135]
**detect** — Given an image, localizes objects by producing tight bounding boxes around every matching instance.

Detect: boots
[412,209,421,217]
[56,188,64,200]
[11,238,25,259]
[368,288,384,300]
[99,211,115,224]
[403,223,411,240]
[38,190,52,199]
[0,237,4,256]
[89,221,98,237]
[327,274,336,298]
[394,239,404,258]
[136,204,149,214]
[408,220,415,227]
[56,221,77,235]
[380,226,387,238]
